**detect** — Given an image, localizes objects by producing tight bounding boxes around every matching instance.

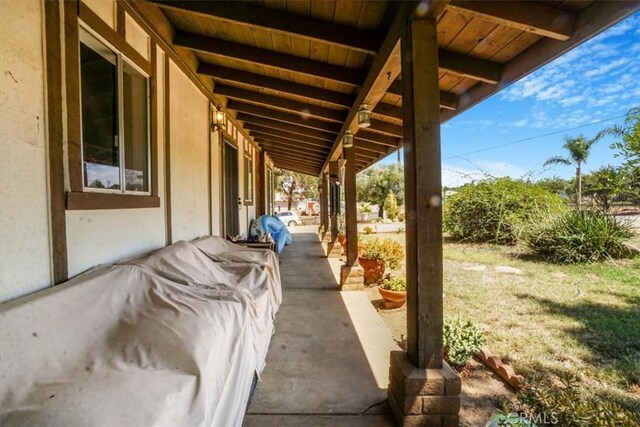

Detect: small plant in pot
[358,238,404,285]
[337,225,347,247]
[378,275,407,309]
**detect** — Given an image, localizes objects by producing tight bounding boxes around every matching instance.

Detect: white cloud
[584,58,630,78]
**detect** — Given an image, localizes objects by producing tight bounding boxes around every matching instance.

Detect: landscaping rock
[495,266,523,275]
[462,265,487,271]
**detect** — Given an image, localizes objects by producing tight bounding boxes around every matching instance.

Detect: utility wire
[443,111,633,160]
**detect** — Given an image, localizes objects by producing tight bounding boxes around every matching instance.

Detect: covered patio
[245,226,399,426]
[1,0,638,425]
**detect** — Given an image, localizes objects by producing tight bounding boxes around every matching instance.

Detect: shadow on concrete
[245,227,398,425]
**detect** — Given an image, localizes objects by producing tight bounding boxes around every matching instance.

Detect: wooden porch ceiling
[142,0,639,175]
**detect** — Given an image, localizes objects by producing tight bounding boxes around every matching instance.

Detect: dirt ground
[364,286,516,427]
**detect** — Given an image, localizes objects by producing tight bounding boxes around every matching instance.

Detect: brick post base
[388,351,461,427]
[339,264,364,291]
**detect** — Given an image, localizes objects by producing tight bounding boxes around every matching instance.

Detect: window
[79,27,150,194]
[244,153,254,205]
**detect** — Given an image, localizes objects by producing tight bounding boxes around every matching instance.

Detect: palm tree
[544,134,601,210]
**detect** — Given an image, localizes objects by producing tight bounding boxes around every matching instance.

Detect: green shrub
[381,276,406,292]
[443,178,566,244]
[443,317,484,369]
[361,238,404,270]
[363,225,375,234]
[525,210,635,263]
[385,192,399,220]
[517,374,639,426]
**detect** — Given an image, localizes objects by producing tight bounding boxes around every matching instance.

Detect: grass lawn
[361,231,640,414]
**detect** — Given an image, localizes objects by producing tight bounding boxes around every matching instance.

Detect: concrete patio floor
[244,226,399,426]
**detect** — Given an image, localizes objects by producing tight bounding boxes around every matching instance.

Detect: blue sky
[376,13,640,187]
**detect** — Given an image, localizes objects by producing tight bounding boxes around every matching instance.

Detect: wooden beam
[152,0,382,54]
[402,15,443,370]
[215,85,346,123]
[438,50,503,84]
[198,63,354,108]
[373,103,403,120]
[267,155,323,170]
[237,114,336,142]
[174,32,365,86]
[246,126,333,148]
[354,138,395,155]
[252,133,332,153]
[323,2,415,171]
[369,119,403,138]
[227,100,340,133]
[266,151,323,166]
[448,1,575,41]
[229,101,341,133]
[271,162,320,176]
[256,141,328,161]
[357,129,400,147]
[441,0,640,123]
[388,79,459,110]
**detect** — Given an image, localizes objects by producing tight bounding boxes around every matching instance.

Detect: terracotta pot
[358,257,385,285]
[378,286,407,309]
[337,233,347,247]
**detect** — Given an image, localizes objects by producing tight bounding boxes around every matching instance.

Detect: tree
[582,166,627,212]
[544,134,601,210]
[274,169,319,210]
[536,176,574,198]
[385,192,399,220]
[357,163,404,218]
[599,107,640,171]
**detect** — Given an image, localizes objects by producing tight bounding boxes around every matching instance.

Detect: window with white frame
[79,27,150,193]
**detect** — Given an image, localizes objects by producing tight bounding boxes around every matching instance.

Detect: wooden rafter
[216,85,346,123]
[259,145,327,162]
[255,139,329,158]
[441,0,640,122]
[354,138,395,155]
[152,0,383,54]
[229,102,341,133]
[246,126,333,148]
[236,113,337,141]
[368,119,403,137]
[387,79,458,111]
[355,129,400,147]
[322,1,415,171]
[373,103,402,120]
[448,1,575,41]
[251,133,332,153]
[198,63,354,108]
[438,50,503,84]
[174,32,365,86]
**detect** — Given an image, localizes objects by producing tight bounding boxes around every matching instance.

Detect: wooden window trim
[244,152,254,206]
[65,0,158,210]
[67,192,160,210]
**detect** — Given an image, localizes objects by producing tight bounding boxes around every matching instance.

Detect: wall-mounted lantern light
[212,105,225,132]
[342,130,354,148]
[357,104,370,128]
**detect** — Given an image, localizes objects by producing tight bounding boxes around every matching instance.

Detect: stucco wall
[65,45,167,277]
[0,0,52,302]
[168,59,210,242]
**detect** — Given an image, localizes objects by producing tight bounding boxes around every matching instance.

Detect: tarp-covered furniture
[0,238,282,427]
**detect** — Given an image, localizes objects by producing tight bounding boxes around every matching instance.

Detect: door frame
[220,131,239,237]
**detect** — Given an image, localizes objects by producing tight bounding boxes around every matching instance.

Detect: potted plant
[337,224,347,247]
[378,276,407,308]
[358,238,404,285]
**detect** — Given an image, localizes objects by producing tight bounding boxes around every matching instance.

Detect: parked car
[276,210,302,227]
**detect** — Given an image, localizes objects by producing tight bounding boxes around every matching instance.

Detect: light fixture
[357,103,370,128]
[342,130,354,148]
[212,105,225,132]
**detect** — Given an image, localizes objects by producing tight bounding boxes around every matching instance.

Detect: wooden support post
[388,12,461,427]
[403,13,443,371]
[321,172,330,237]
[340,145,364,290]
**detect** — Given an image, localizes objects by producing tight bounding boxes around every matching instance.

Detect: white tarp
[0,264,256,427]
[122,240,280,372]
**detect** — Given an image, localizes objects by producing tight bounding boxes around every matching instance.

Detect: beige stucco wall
[0,0,52,302]
[65,45,167,277]
[168,59,210,242]
[210,128,222,235]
